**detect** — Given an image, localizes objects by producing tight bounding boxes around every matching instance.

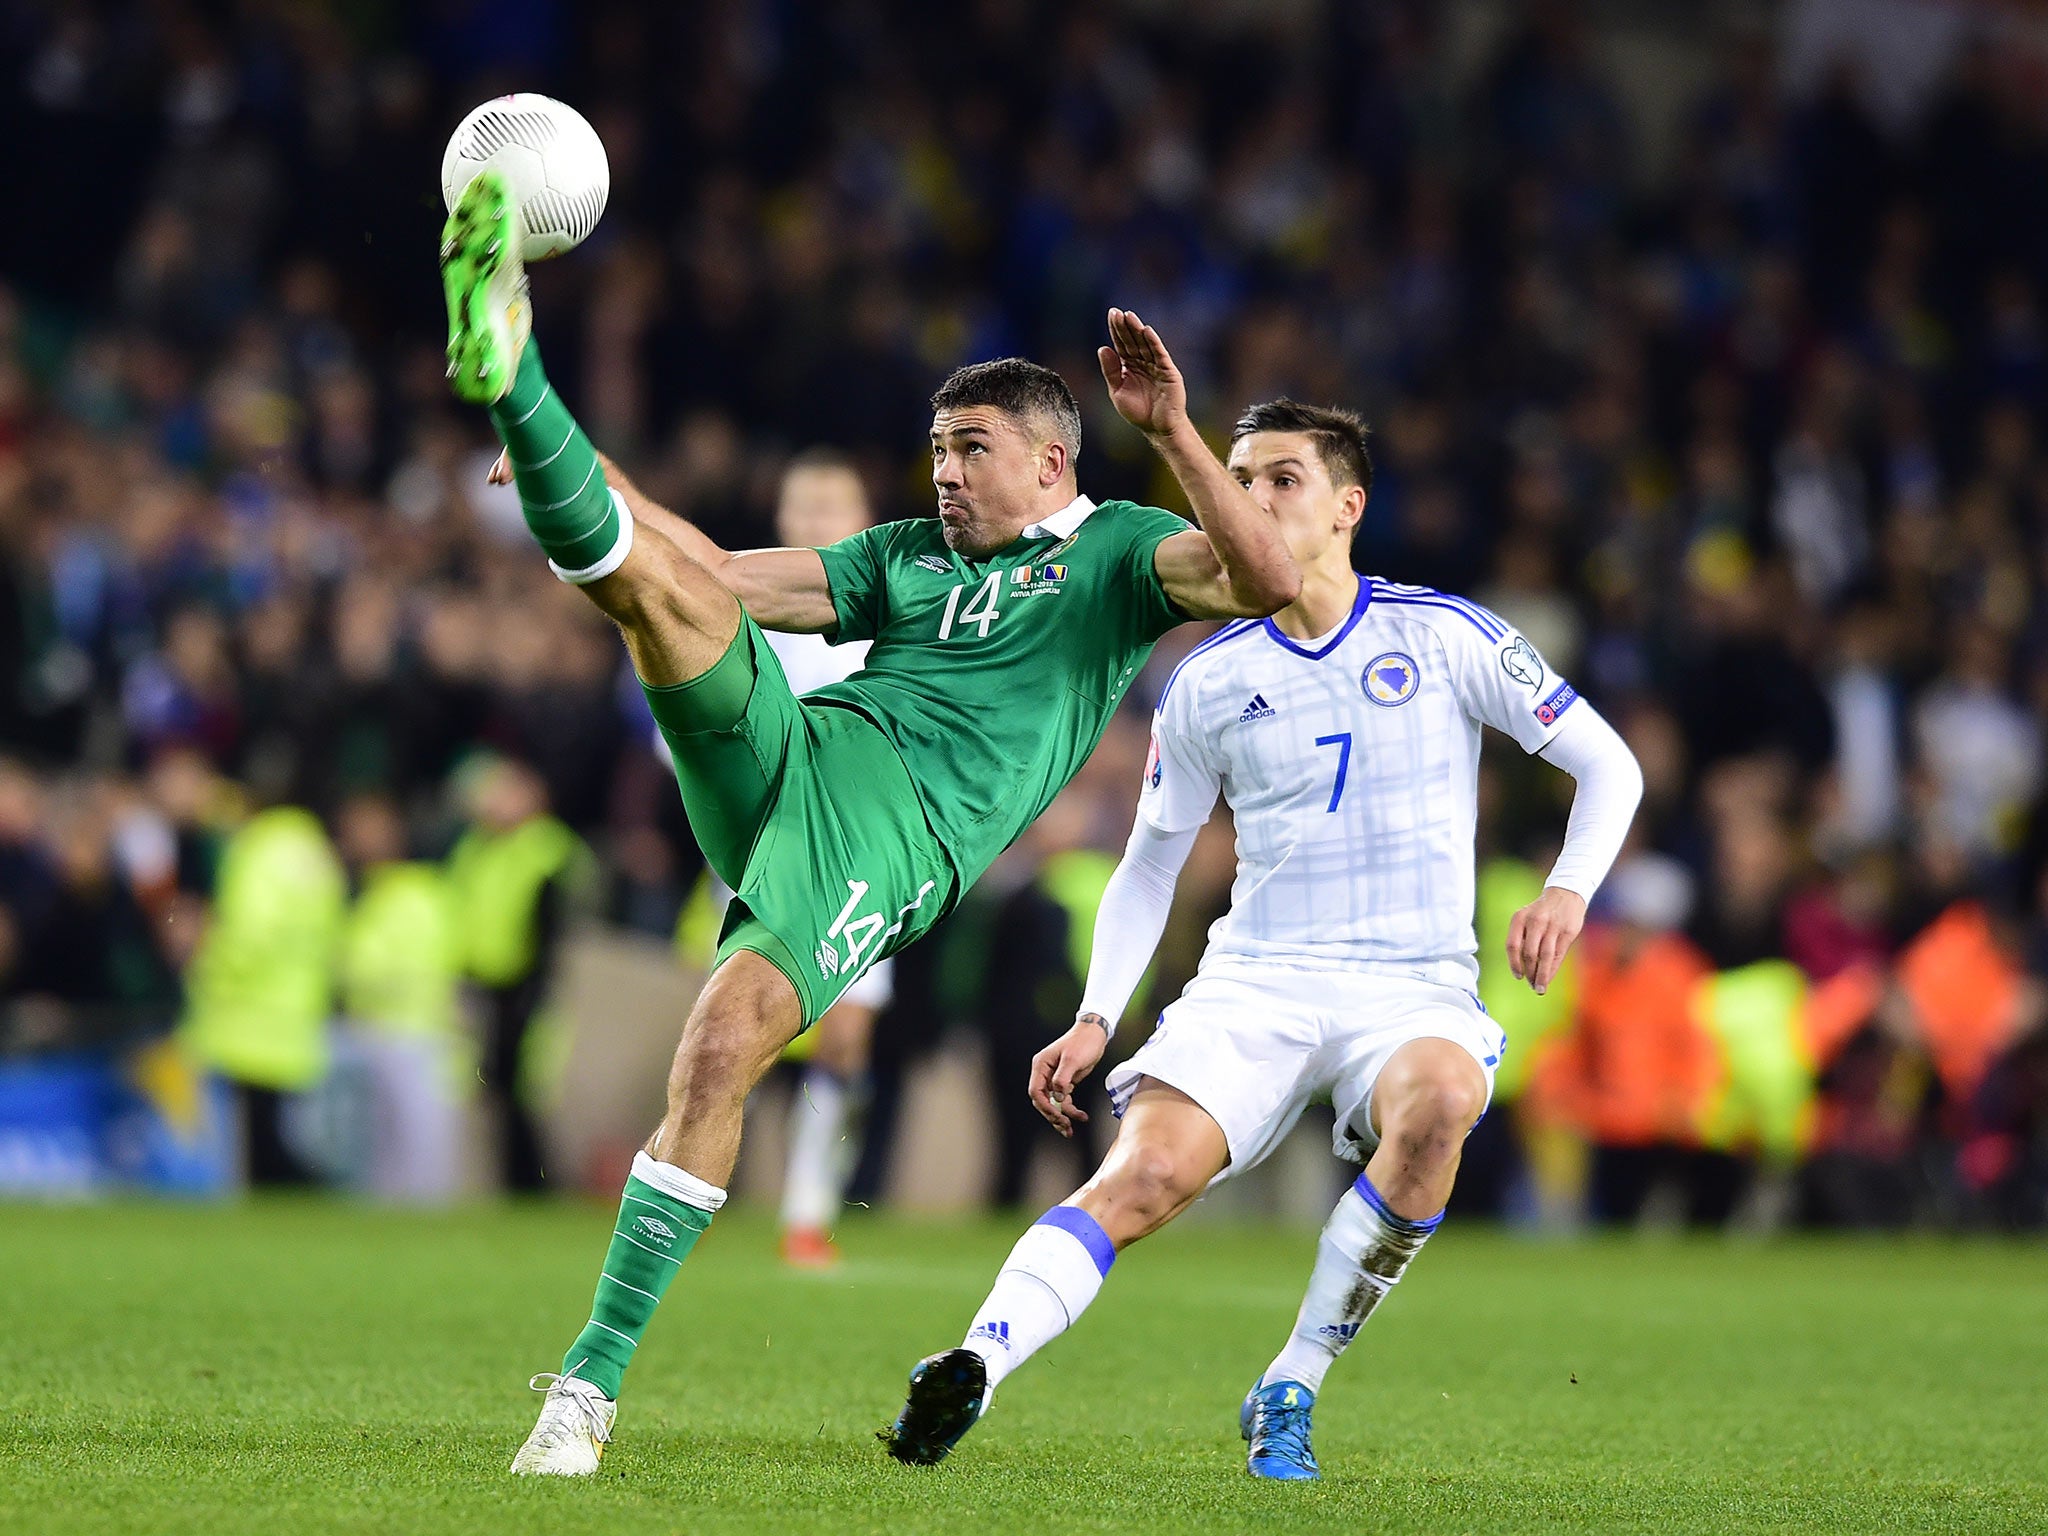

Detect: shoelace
[527,1373,612,1445]
[1254,1398,1314,1467]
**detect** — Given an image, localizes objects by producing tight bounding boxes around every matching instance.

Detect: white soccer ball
[440,93,609,261]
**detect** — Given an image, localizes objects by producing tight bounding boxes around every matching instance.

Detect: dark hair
[783,445,859,478]
[930,358,1083,459]
[1231,398,1373,499]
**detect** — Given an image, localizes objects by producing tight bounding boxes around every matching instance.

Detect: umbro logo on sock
[1239,694,1276,722]
[967,1321,1013,1350]
[634,1215,678,1247]
[915,554,952,573]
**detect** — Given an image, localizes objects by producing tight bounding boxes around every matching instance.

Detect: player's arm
[1444,617,1643,994]
[1098,309,1300,620]
[1030,819,1200,1137]
[597,453,839,633]
[1031,694,1221,1136]
[490,449,839,632]
[1512,706,1643,991]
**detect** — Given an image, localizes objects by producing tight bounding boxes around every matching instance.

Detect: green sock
[561,1153,720,1398]
[488,340,626,578]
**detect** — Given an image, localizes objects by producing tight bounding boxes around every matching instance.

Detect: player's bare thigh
[1071,1079,1230,1250]
[584,520,744,687]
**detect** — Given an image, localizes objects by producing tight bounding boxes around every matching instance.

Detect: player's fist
[1506,886,1587,996]
[487,448,513,485]
[1098,308,1189,438]
[1028,1014,1111,1138]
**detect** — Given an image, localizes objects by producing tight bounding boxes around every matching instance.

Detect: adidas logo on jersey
[1239,693,1276,722]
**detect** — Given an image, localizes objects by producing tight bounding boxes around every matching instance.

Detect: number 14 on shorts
[816,877,936,981]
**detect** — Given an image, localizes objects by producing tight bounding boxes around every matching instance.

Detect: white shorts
[1104,958,1506,1182]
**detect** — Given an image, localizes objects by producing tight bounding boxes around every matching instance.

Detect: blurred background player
[886,401,1643,1475]
[658,450,895,1266]
[759,451,892,1267]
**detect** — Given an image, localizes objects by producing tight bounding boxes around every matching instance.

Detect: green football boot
[440,168,530,405]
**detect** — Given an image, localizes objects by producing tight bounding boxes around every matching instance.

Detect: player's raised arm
[492,447,840,633]
[1097,310,1300,619]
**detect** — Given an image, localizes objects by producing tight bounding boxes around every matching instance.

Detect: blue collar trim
[1262,575,1370,660]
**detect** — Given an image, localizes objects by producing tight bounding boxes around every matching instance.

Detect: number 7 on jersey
[1315,732,1351,813]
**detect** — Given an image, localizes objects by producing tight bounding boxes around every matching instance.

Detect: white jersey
[765,628,869,696]
[1139,576,1580,983]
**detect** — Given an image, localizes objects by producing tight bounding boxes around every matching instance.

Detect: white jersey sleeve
[1137,666,1223,834]
[1441,614,1579,755]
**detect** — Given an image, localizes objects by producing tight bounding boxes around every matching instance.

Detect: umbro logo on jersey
[915,554,952,573]
[1239,694,1276,722]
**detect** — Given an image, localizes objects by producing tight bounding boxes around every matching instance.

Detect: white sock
[780,1067,854,1232]
[960,1206,1116,1392]
[1262,1172,1440,1394]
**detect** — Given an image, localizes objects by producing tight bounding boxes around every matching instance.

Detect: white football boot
[508,1371,616,1476]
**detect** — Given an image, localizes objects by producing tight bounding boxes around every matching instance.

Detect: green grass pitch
[3,1200,2044,1535]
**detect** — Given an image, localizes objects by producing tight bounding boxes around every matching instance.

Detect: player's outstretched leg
[441,168,631,584]
[883,1084,1226,1465]
[510,953,802,1474]
[1241,1039,1486,1481]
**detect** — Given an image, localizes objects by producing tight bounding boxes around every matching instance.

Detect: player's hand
[487,448,513,485]
[1506,886,1586,995]
[1098,308,1189,438]
[1029,1015,1111,1138]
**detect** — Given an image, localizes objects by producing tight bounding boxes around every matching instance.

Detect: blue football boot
[880,1348,988,1466]
[1239,1377,1320,1480]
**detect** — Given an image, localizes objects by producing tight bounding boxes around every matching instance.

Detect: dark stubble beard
[939,513,1011,559]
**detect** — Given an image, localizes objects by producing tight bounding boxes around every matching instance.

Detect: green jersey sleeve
[1114,503,1198,640]
[815,523,895,645]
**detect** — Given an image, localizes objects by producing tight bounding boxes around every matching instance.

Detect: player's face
[776,466,871,549]
[930,407,1057,557]
[1227,432,1361,567]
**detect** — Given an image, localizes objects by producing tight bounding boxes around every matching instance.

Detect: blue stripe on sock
[1035,1204,1116,1276]
[1352,1172,1444,1235]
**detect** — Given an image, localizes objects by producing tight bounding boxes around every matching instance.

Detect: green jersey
[812,496,1191,884]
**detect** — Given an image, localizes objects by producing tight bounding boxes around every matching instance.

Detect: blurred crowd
[2,1,2047,1225]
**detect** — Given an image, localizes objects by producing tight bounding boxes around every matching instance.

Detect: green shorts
[644,617,957,1027]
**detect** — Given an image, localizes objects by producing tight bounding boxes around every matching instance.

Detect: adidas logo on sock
[967,1321,1013,1350]
[1239,693,1276,722]
[1317,1321,1361,1345]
